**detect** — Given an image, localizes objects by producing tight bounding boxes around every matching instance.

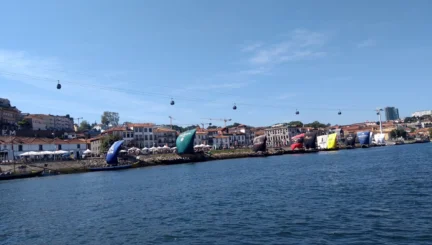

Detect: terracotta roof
[214,135,229,139]
[254,130,265,136]
[89,135,104,142]
[196,131,208,135]
[102,127,128,134]
[0,136,87,145]
[127,123,154,127]
[154,127,176,133]
[207,128,220,132]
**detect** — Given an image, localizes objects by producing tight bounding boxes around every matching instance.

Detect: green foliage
[100,134,122,153]
[304,121,328,129]
[410,128,416,133]
[101,111,120,126]
[17,119,31,129]
[287,121,303,127]
[429,128,432,137]
[207,125,218,129]
[226,122,241,128]
[403,117,417,123]
[78,120,91,131]
[390,129,407,139]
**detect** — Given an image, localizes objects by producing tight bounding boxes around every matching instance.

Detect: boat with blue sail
[89,140,132,171]
[357,131,372,148]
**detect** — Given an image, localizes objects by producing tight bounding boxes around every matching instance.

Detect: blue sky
[1,0,431,127]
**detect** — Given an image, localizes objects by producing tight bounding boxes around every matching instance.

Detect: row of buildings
[89,123,259,155]
[1,98,74,132]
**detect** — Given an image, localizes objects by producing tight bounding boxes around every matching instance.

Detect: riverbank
[1,141,429,178]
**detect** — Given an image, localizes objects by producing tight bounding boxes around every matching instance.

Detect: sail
[252,135,267,152]
[176,129,197,154]
[304,132,317,149]
[317,135,328,149]
[369,132,374,145]
[290,133,304,150]
[327,133,337,149]
[357,131,370,145]
[345,133,356,147]
[106,140,124,164]
[374,133,385,145]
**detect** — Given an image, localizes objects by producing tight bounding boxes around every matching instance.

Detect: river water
[1,144,431,244]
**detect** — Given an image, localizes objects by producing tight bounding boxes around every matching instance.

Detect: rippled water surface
[1,144,432,244]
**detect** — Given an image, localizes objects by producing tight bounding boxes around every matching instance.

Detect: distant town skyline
[1,1,432,126]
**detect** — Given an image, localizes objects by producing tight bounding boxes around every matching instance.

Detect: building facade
[195,130,209,145]
[0,136,87,160]
[89,136,103,155]
[384,107,400,121]
[213,135,230,149]
[154,127,177,147]
[412,110,432,117]
[128,123,155,148]
[265,126,304,148]
[0,98,21,128]
[24,114,74,131]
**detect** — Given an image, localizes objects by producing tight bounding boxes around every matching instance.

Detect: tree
[390,128,407,139]
[287,121,303,127]
[428,128,432,137]
[78,120,91,131]
[410,128,416,133]
[207,125,218,129]
[100,134,122,153]
[101,111,120,126]
[304,121,328,129]
[17,119,31,129]
[403,117,417,123]
[226,122,241,128]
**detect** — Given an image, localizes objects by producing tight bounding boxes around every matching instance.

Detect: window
[18,145,23,151]
[149,135,153,140]
[149,128,152,132]
[39,145,43,151]
[144,128,148,132]
[77,144,80,149]
[145,135,148,140]
[58,145,62,150]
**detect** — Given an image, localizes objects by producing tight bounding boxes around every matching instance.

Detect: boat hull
[0,170,43,181]
[89,164,132,172]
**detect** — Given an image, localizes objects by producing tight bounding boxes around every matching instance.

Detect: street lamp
[375,108,384,134]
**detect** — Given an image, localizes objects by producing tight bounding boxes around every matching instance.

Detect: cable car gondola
[338,110,342,115]
[295,109,299,115]
[233,103,237,110]
[170,98,175,106]
[56,80,61,90]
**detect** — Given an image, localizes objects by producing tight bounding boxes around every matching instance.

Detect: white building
[25,114,74,131]
[195,130,209,145]
[412,110,432,117]
[128,123,155,148]
[213,135,230,149]
[265,126,304,148]
[0,136,87,160]
[154,127,177,147]
[224,133,246,147]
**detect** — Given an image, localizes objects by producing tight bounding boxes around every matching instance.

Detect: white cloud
[247,29,329,65]
[0,49,188,123]
[249,29,329,66]
[241,42,263,52]
[357,39,376,48]
[275,93,297,100]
